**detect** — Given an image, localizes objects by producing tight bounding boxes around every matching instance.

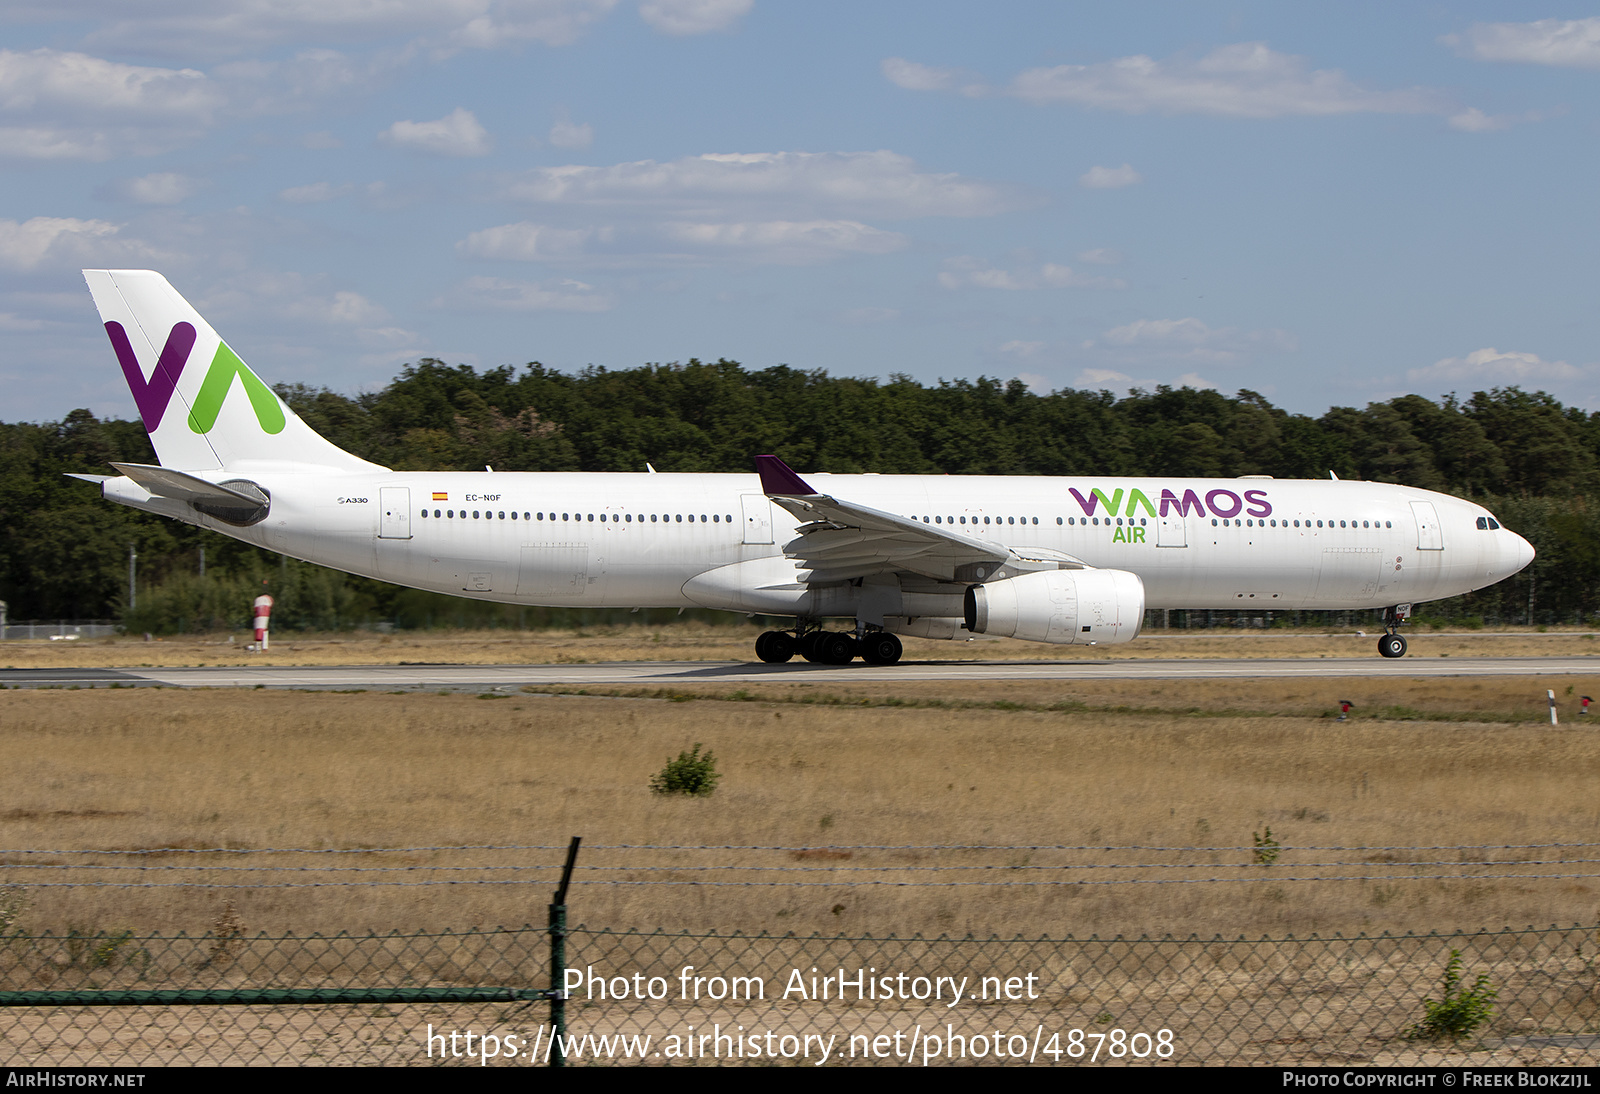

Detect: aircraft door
[379,487,411,539]
[1156,513,1187,547]
[1410,501,1444,550]
[741,494,774,544]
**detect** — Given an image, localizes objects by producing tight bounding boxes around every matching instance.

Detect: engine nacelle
[964,568,1145,645]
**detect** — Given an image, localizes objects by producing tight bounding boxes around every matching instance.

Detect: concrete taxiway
[2,656,1598,690]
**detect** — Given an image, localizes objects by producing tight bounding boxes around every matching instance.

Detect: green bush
[1252,827,1281,866]
[650,743,721,797]
[1406,950,1498,1041]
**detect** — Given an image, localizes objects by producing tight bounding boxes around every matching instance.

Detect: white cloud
[320,290,389,325]
[98,171,203,205]
[998,340,1046,357]
[1445,18,1600,69]
[197,272,391,326]
[1173,372,1218,390]
[502,150,1030,220]
[1088,316,1295,366]
[939,256,1124,291]
[1012,371,1050,394]
[278,181,355,203]
[882,56,959,92]
[1079,163,1141,189]
[0,311,48,332]
[458,221,593,259]
[0,48,220,159]
[356,326,421,349]
[548,118,593,148]
[897,42,1446,118]
[638,0,751,36]
[1408,347,1582,386]
[28,0,619,59]
[662,219,904,262]
[1073,367,1137,388]
[1447,108,1510,133]
[1077,248,1123,265]
[0,216,167,271]
[436,274,615,312]
[379,107,491,156]
[0,48,218,119]
[481,151,1021,269]
[0,47,408,161]
[446,0,620,50]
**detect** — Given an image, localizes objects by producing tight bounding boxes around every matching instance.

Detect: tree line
[3,359,1596,631]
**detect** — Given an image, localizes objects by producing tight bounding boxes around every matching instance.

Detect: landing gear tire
[816,632,859,665]
[799,632,827,663]
[859,632,903,665]
[754,630,795,664]
[1378,633,1407,658]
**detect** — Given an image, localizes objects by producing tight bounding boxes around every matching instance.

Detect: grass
[4,622,1600,669]
[1,677,1598,940]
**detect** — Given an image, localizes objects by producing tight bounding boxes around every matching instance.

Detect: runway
[3,655,1599,690]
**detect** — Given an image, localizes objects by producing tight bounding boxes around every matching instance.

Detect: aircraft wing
[756,455,1010,583]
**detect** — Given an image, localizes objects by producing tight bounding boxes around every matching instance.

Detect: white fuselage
[113,470,1533,621]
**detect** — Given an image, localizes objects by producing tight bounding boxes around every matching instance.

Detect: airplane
[72,269,1535,665]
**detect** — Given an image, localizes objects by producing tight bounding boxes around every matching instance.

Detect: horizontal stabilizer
[65,473,111,485]
[109,462,261,507]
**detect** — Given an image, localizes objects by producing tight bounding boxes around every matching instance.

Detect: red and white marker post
[253,594,274,651]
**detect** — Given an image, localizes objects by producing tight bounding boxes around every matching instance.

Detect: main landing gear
[754,625,903,665]
[1378,604,1412,658]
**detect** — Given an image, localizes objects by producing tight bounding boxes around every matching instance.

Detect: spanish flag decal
[432,491,448,501]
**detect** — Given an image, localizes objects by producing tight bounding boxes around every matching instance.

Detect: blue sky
[4,1,1599,422]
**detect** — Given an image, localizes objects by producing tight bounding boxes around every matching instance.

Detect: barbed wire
[5,841,1599,855]
[5,858,1600,873]
[10,870,1600,889]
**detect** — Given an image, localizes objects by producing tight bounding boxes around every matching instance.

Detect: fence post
[548,836,581,1068]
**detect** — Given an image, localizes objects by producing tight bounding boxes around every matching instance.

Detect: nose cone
[1505,531,1535,576]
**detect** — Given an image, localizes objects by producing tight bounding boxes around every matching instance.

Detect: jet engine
[964,568,1145,645]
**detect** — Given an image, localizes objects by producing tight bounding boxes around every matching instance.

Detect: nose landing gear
[1378,604,1412,658]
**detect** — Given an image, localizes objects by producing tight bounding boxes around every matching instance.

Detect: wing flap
[757,454,1008,582]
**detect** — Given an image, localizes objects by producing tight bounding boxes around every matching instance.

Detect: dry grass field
[3,671,1599,942]
[4,621,1599,668]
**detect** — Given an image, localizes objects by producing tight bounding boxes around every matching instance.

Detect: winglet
[755,454,817,496]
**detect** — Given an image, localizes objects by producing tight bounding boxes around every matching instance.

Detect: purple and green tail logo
[106,321,286,436]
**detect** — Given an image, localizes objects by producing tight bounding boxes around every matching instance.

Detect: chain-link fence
[4,923,1597,1065]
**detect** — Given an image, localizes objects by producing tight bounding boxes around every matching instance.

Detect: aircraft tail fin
[83,270,382,474]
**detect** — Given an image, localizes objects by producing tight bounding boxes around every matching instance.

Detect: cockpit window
[1488,517,1501,530]
[1476,516,1488,530]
